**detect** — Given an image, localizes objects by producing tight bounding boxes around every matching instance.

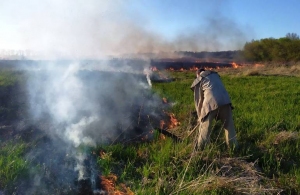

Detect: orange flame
[100,174,134,195]
[168,112,180,129]
[160,112,180,129]
[189,66,198,71]
[151,61,246,73]
[231,62,241,69]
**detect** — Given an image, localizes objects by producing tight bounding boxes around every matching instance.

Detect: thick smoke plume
[1,0,252,193]
[8,60,166,194]
[0,0,252,59]
[27,62,159,145]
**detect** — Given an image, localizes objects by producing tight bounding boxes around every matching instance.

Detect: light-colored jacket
[191,70,232,121]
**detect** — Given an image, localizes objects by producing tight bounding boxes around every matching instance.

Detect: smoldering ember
[0,57,241,194]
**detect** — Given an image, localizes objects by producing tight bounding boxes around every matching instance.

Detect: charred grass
[1,66,300,194]
[96,68,300,194]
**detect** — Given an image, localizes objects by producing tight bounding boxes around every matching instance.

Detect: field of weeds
[1,64,300,194]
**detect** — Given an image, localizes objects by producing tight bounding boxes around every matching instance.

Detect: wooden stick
[186,122,200,138]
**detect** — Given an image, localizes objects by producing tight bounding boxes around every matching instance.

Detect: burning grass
[99,174,134,195]
[90,64,300,194]
[216,62,300,77]
[1,62,300,194]
[95,132,285,195]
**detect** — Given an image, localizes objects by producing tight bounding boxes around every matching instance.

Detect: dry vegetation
[173,157,283,195]
[218,62,300,77]
[1,62,300,194]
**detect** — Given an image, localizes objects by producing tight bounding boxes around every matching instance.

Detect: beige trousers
[197,104,238,150]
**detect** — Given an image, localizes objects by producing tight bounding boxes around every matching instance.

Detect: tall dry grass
[218,62,300,77]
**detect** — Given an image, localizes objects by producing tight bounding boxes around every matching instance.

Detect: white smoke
[0,0,252,59]
[1,0,253,192]
[23,60,164,193]
[65,116,98,147]
[75,153,89,180]
[144,67,153,87]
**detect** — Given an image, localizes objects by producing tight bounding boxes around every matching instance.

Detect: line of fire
[150,59,241,71]
[0,58,249,194]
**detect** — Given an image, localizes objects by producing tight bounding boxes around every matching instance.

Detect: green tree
[242,34,300,62]
[286,32,300,40]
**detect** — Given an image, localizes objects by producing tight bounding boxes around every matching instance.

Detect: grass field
[96,67,300,194]
[0,65,300,194]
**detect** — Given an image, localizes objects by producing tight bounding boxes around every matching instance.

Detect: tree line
[243,33,300,62]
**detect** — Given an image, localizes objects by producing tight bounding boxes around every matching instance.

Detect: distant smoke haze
[0,0,252,59]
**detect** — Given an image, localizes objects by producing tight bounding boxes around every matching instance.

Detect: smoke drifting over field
[27,62,159,145]
[0,0,251,59]
[10,61,167,194]
[1,0,251,193]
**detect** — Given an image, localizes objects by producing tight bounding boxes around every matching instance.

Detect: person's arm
[197,85,204,120]
[194,83,203,120]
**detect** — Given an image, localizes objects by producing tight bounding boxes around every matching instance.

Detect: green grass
[151,71,195,122]
[1,69,300,194]
[0,70,27,121]
[0,142,28,189]
[95,71,300,194]
[0,70,29,190]
[0,70,23,86]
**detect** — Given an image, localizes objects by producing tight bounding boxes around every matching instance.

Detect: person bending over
[191,68,238,150]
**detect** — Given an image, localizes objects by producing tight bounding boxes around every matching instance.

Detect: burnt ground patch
[1,67,176,194]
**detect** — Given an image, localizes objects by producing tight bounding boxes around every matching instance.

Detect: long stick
[185,122,200,139]
[157,128,182,141]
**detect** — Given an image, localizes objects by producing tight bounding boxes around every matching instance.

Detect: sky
[0,0,299,58]
[131,0,300,40]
